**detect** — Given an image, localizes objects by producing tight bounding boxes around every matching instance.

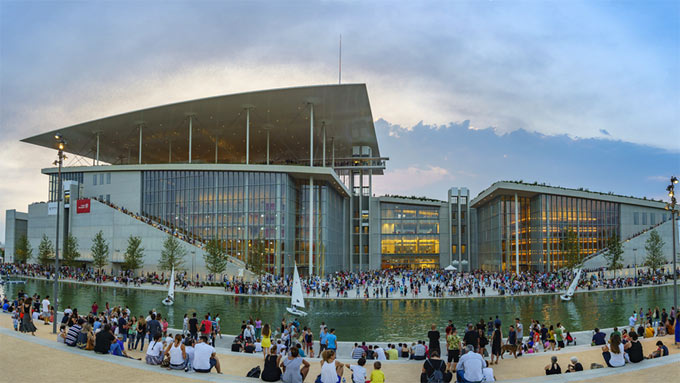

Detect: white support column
[309,177,314,275]
[322,123,326,167]
[331,137,335,168]
[188,116,193,164]
[95,133,100,165]
[308,103,314,275]
[309,103,314,167]
[138,125,143,164]
[458,189,462,268]
[246,108,250,164]
[448,189,453,267]
[514,192,520,275]
[266,130,270,165]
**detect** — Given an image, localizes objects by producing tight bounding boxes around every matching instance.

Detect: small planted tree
[122,235,144,272]
[14,234,32,264]
[90,230,109,273]
[604,233,624,277]
[158,235,186,271]
[643,230,666,271]
[204,238,227,276]
[562,228,581,269]
[62,234,81,267]
[247,238,266,276]
[37,234,54,266]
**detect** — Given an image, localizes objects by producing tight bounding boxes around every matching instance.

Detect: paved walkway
[1,313,677,382]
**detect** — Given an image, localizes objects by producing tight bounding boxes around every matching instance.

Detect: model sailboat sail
[560,268,582,301]
[286,263,307,316]
[162,267,175,305]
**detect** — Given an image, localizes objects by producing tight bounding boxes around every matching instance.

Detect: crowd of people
[4,262,677,303]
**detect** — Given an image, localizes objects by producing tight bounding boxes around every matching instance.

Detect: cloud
[600,129,611,136]
[374,166,453,196]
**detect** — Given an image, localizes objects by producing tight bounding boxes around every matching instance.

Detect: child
[346,357,367,383]
[369,361,385,383]
[11,307,19,331]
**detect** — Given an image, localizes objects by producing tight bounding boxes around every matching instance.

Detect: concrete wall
[81,170,142,213]
[583,218,679,269]
[26,198,248,278]
[438,203,451,269]
[4,209,28,263]
[620,204,671,239]
[368,197,381,270]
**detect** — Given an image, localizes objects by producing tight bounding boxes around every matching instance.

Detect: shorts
[557,341,565,348]
[447,349,460,363]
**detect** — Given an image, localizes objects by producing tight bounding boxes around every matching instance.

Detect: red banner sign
[76,198,91,214]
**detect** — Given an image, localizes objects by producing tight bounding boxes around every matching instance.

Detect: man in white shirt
[345,358,367,383]
[629,312,637,327]
[457,345,485,383]
[41,296,50,321]
[193,336,222,373]
[374,345,387,361]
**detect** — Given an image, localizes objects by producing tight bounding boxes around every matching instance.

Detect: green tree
[247,237,266,276]
[37,234,54,266]
[14,234,32,264]
[90,230,109,273]
[62,234,81,267]
[562,228,581,268]
[203,238,227,276]
[122,236,144,272]
[158,235,186,271]
[643,229,666,271]
[604,233,624,277]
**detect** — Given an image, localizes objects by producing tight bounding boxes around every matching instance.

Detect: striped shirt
[65,324,82,346]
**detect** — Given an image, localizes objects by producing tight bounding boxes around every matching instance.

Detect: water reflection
[2,280,675,342]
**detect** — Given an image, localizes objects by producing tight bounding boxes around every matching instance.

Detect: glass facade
[476,193,620,272]
[380,203,440,268]
[48,172,83,201]
[141,170,346,275]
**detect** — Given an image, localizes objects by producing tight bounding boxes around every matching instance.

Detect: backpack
[246,366,261,378]
[426,359,445,383]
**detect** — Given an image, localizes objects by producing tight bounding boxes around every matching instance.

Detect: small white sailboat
[560,268,582,301]
[162,267,175,306]
[286,264,307,316]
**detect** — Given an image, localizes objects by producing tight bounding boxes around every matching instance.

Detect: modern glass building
[4,85,674,276]
[7,84,386,276]
[471,182,671,272]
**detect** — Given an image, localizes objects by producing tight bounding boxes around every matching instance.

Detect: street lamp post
[632,248,637,284]
[52,134,66,334]
[666,176,678,312]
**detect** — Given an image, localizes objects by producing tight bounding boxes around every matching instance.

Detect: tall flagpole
[339,34,342,84]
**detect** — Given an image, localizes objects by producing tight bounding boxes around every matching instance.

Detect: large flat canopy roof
[22,84,381,170]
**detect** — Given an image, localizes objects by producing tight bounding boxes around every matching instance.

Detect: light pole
[666,176,678,311]
[632,248,637,284]
[52,134,66,334]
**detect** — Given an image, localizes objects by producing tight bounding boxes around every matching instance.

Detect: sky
[0,0,679,243]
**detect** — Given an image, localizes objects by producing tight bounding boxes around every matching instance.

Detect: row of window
[633,212,667,226]
[92,173,111,186]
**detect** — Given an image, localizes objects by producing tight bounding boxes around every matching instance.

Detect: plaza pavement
[0,313,678,382]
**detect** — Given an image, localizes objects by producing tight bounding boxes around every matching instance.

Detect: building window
[633,212,639,225]
[100,174,104,185]
[650,213,656,225]
[461,244,466,254]
[106,194,110,203]
[107,173,111,184]
[642,213,647,225]
[452,211,457,220]
[93,174,97,185]
[452,244,457,254]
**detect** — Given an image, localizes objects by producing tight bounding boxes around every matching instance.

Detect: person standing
[491,323,501,365]
[446,327,462,370]
[326,328,338,353]
[189,312,199,340]
[20,297,36,335]
[515,318,523,355]
[41,296,50,324]
[428,324,441,355]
